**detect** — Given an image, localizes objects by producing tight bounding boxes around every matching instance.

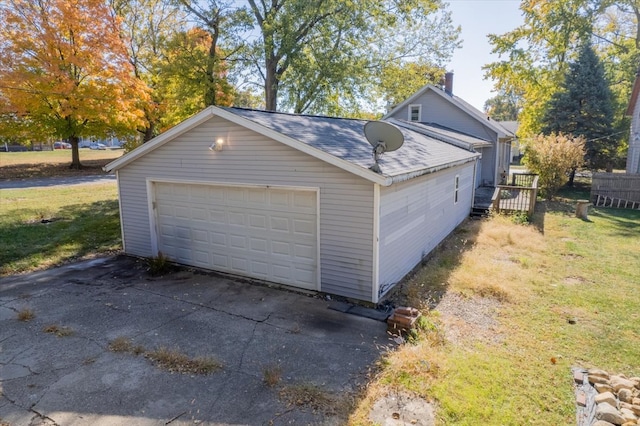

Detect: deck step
[471,206,490,217]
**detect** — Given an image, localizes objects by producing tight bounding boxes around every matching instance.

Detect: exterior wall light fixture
[209,138,224,151]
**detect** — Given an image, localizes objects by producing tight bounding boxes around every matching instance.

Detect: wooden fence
[591,173,640,209]
[492,173,539,216]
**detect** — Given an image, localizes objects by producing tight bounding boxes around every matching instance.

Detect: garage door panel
[250,237,268,254]
[209,209,226,224]
[229,234,248,249]
[248,189,267,203]
[250,260,269,277]
[249,215,267,229]
[212,254,228,268]
[272,241,291,256]
[231,257,248,272]
[294,244,315,261]
[272,263,293,280]
[154,183,317,290]
[270,217,290,231]
[293,192,315,209]
[193,229,208,243]
[293,219,315,236]
[175,226,191,240]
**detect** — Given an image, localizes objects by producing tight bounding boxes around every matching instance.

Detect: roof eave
[387,155,480,185]
[389,119,477,151]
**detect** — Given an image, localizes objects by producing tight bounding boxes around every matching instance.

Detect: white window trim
[408,104,422,122]
[454,174,460,204]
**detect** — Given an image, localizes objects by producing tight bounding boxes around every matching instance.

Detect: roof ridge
[223,106,369,123]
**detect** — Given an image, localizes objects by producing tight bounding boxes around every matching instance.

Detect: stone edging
[574,367,640,425]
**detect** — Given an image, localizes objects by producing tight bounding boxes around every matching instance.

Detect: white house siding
[377,163,474,298]
[117,116,375,301]
[628,94,640,174]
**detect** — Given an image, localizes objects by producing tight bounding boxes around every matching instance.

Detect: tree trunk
[567,168,576,187]
[143,122,155,143]
[204,28,220,106]
[265,58,278,111]
[69,135,82,169]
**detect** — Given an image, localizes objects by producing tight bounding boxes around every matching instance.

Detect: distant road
[0,174,116,189]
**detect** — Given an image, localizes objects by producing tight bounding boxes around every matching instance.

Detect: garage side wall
[377,163,474,298]
[117,116,375,301]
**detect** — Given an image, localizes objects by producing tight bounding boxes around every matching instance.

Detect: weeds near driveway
[145,347,222,375]
[108,337,221,375]
[42,324,74,337]
[16,307,35,321]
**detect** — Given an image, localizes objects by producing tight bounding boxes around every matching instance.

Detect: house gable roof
[105,106,479,186]
[383,84,515,138]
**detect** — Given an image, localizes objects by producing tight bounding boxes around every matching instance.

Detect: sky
[445,0,525,111]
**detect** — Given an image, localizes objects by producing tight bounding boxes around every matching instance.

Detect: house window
[454,175,460,204]
[409,105,421,122]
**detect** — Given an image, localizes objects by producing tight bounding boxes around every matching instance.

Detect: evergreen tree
[540,43,617,171]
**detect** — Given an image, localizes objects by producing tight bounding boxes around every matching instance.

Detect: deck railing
[492,173,539,216]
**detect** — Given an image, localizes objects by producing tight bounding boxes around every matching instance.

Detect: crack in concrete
[0,333,16,345]
[29,408,59,426]
[133,286,272,323]
[238,317,262,371]
[129,308,203,341]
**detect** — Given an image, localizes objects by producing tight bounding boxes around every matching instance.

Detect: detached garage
[105,106,479,303]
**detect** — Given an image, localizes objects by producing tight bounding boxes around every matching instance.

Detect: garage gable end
[115,115,377,301]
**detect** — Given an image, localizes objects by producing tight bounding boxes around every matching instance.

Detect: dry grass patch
[16,307,35,321]
[108,336,145,355]
[279,383,341,415]
[145,347,221,375]
[263,364,282,387]
[43,324,74,337]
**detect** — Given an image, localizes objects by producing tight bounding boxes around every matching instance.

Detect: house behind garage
[105,106,479,303]
[384,73,514,187]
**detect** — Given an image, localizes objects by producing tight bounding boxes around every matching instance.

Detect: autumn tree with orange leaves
[0,0,149,168]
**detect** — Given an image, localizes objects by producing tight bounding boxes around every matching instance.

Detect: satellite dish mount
[364,121,404,173]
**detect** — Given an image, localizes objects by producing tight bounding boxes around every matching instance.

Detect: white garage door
[153,182,318,290]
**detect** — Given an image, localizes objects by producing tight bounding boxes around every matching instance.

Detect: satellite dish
[364,121,404,173]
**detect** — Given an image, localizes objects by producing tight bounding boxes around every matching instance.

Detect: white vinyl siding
[117,116,374,301]
[376,163,474,298]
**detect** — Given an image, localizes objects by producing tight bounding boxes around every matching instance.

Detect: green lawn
[0,183,121,275]
[350,193,640,425]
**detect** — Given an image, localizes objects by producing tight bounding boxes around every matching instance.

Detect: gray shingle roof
[224,107,478,179]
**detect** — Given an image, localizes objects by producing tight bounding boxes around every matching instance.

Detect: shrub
[522,133,585,199]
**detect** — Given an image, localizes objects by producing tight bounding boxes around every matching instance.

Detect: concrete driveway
[0,256,390,425]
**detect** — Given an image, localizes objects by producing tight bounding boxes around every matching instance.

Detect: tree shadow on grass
[0,199,121,275]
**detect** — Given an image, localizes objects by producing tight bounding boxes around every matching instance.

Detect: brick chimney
[444,72,454,95]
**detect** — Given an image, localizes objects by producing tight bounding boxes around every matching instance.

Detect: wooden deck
[473,173,539,217]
